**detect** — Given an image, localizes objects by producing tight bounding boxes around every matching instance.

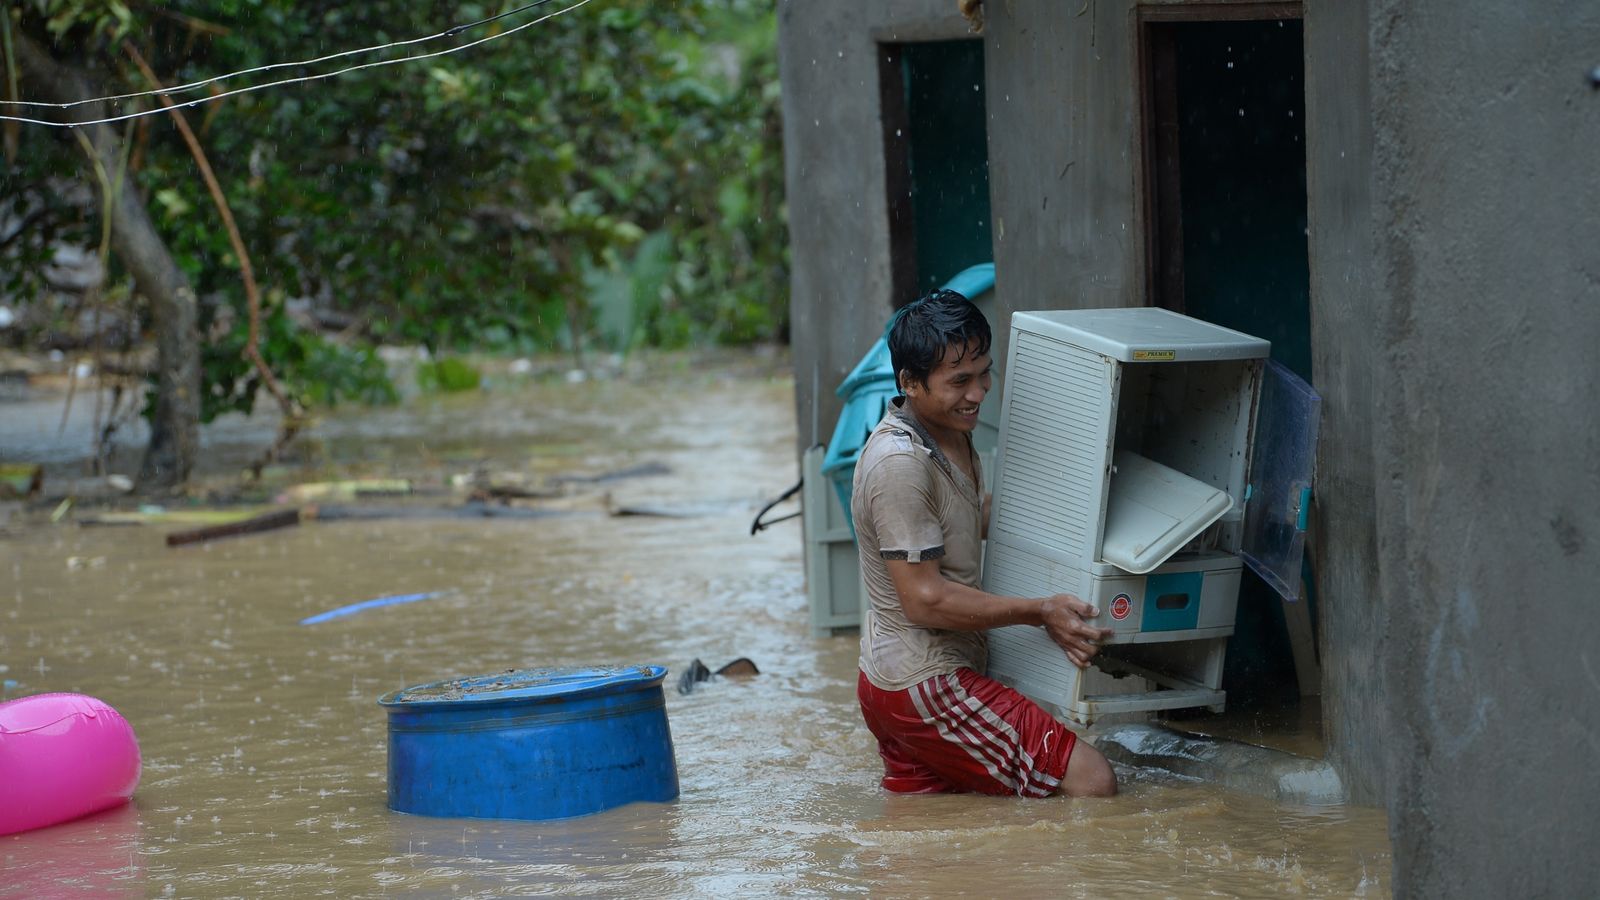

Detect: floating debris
[549,461,671,486]
[278,479,411,504]
[0,464,43,500]
[307,502,579,521]
[677,657,760,694]
[299,591,446,626]
[166,509,300,547]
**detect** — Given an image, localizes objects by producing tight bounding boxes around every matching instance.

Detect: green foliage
[4,0,788,420]
[26,0,130,43]
[416,357,481,393]
[195,302,397,424]
[585,229,673,353]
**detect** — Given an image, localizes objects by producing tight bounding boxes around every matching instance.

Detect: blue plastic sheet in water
[299,591,444,625]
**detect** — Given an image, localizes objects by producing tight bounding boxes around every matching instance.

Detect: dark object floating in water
[309,502,576,521]
[677,659,712,694]
[716,657,760,678]
[677,657,760,694]
[166,508,300,546]
[550,461,671,486]
[612,500,741,519]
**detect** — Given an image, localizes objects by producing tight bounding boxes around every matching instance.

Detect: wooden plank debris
[166,508,300,546]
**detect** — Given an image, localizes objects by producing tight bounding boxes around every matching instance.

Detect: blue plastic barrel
[379,666,679,820]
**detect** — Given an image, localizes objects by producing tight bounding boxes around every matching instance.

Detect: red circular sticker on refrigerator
[1110,593,1132,620]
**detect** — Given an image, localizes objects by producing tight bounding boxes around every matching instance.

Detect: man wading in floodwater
[853,289,1118,798]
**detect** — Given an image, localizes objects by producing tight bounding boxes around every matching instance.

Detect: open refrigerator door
[1240,360,1321,602]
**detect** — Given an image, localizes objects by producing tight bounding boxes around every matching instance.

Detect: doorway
[1141,8,1315,712]
[1143,11,1311,382]
[879,39,993,308]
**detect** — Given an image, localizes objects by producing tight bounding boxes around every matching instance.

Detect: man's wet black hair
[886,288,992,394]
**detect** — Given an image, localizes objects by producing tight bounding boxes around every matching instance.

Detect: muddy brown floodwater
[1,352,1390,897]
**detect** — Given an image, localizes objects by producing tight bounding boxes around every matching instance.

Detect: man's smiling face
[903,339,992,439]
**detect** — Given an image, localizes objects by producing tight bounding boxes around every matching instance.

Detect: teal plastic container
[820,337,897,529]
[379,666,678,821]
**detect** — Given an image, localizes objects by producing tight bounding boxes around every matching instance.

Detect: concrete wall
[1368,1,1600,894]
[781,0,1600,891]
[776,0,975,448]
[978,0,1400,812]
[1302,0,1391,807]
[981,0,1145,377]
[922,0,1400,796]
[982,5,1600,890]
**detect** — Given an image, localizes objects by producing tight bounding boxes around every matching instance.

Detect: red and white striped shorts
[857,668,1076,797]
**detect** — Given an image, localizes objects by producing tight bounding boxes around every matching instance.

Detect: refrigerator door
[1240,360,1322,601]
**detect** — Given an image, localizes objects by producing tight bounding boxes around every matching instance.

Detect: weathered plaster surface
[777,0,972,447]
[1369,0,1600,894]
[780,1,1600,891]
[981,0,1144,375]
[1303,0,1389,807]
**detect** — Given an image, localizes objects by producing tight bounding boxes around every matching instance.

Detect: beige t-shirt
[852,400,987,691]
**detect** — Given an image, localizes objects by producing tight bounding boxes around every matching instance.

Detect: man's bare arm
[886,559,1113,668]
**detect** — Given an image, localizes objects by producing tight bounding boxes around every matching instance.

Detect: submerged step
[1094,722,1346,807]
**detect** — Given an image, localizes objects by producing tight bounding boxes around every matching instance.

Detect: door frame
[878,42,920,310]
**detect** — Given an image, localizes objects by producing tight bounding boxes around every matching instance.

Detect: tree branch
[123,42,305,475]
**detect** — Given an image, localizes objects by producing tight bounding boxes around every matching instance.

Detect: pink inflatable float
[0,693,141,836]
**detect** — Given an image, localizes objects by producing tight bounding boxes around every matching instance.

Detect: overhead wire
[1,0,560,111]
[0,0,593,128]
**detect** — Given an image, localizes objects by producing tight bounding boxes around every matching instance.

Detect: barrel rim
[377,665,668,710]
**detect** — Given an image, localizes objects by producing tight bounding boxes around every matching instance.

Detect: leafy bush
[415,357,481,393]
[5,0,788,413]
